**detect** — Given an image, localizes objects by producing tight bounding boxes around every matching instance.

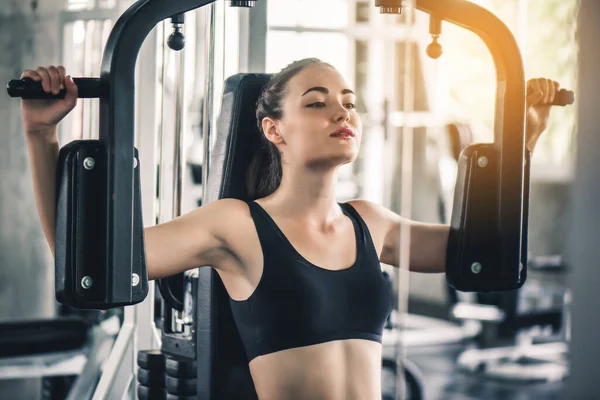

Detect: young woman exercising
[21,59,559,400]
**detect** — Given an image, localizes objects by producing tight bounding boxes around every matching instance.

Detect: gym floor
[408,345,566,400]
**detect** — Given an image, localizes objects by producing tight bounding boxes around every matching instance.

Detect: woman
[22,59,559,400]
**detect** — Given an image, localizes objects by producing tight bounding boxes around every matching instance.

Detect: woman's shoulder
[343,199,396,251]
[208,197,258,240]
[344,199,382,220]
[208,198,256,230]
[208,198,264,273]
[344,199,397,223]
[212,197,251,211]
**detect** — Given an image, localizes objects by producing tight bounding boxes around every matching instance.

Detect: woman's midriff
[248,339,383,400]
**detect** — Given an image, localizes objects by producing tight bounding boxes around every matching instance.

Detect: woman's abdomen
[248,339,383,400]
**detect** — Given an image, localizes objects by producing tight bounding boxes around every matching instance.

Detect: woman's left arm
[351,77,561,273]
[347,199,449,273]
[380,216,450,273]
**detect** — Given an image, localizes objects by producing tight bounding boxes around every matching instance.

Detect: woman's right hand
[20,66,78,135]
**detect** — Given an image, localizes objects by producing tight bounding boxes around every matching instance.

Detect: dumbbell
[137,385,166,400]
[166,376,197,396]
[164,356,197,396]
[166,356,197,379]
[138,350,166,371]
[137,350,166,400]
[137,367,166,388]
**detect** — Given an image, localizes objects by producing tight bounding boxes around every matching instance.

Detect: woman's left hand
[525,77,561,152]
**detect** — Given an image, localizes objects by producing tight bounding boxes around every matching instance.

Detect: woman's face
[266,64,362,169]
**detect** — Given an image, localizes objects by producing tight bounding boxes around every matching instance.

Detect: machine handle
[6,77,103,99]
[528,88,575,107]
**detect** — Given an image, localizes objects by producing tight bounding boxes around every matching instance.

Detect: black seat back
[447,123,474,162]
[196,73,272,400]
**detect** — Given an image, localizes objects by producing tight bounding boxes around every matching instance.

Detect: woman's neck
[264,165,343,228]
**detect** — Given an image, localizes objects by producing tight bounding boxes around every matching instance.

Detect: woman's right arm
[24,66,233,281]
[26,126,60,256]
[22,65,78,258]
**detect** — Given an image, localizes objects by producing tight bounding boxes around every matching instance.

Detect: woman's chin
[305,152,357,169]
[332,150,359,166]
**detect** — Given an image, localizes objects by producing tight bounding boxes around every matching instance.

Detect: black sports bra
[229,201,393,362]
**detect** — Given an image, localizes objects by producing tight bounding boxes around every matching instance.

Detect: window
[60,3,122,142]
[266,0,353,77]
[268,0,349,29]
[525,0,578,167]
[266,31,352,79]
[439,0,579,168]
[65,0,118,11]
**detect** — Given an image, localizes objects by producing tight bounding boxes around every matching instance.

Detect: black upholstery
[55,141,148,309]
[447,123,474,162]
[196,73,272,400]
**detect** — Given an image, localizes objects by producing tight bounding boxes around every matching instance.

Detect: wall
[0,0,63,398]
[567,0,600,396]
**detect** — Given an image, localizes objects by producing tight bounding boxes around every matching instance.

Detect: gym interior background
[0,0,598,399]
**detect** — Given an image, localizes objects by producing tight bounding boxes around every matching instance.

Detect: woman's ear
[261,117,284,145]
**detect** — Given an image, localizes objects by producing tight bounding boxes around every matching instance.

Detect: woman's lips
[330,127,355,138]
[331,133,353,139]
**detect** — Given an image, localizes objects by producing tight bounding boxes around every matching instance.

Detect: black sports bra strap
[339,202,380,261]
[245,201,282,253]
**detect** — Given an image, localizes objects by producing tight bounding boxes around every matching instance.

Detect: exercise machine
[5,0,574,398]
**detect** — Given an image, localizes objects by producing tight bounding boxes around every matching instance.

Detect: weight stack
[137,350,166,400]
[165,355,197,400]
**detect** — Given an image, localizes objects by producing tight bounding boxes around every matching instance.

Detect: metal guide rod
[173,29,187,220]
[396,4,416,399]
[201,4,217,205]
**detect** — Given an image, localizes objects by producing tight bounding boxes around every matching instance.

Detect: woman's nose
[333,105,350,122]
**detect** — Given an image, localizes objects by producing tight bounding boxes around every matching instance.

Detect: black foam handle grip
[527,87,575,107]
[554,89,575,106]
[6,77,103,99]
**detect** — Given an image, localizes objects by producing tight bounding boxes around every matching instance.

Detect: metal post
[173,26,188,218]
[394,5,415,400]
[196,4,218,397]
[131,21,162,400]
[201,4,217,202]
[247,0,267,73]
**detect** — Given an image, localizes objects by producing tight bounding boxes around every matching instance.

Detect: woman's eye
[306,102,355,109]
